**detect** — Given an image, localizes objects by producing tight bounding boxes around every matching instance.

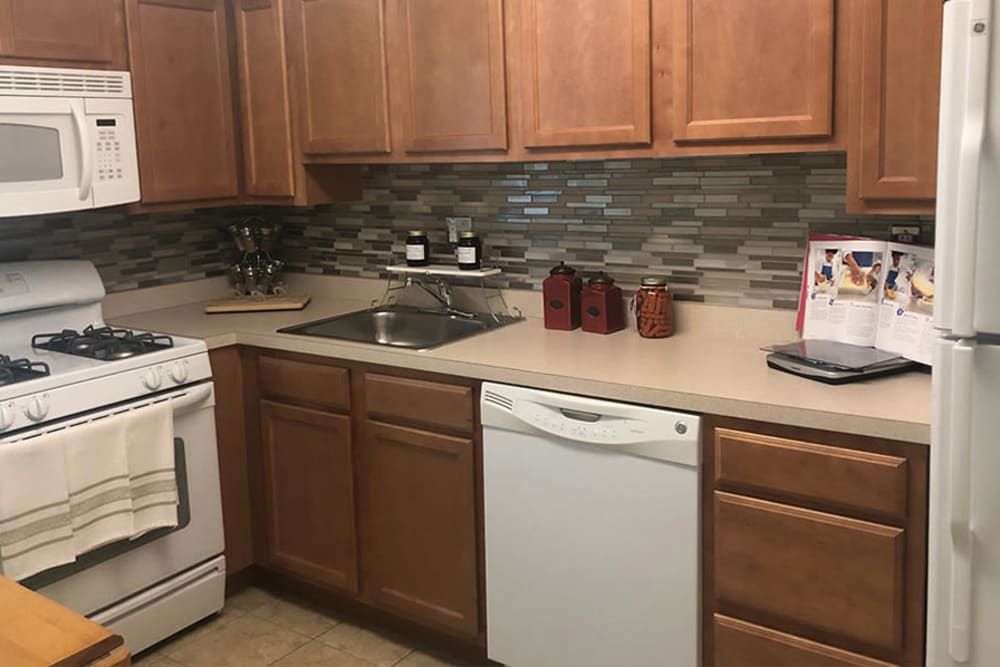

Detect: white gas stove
[0,260,225,654]
[0,261,212,434]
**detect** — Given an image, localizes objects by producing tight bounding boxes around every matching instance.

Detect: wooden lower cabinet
[360,420,479,638]
[259,398,358,593]
[715,492,905,653]
[704,419,928,667]
[714,615,894,667]
[238,351,484,647]
[208,348,255,575]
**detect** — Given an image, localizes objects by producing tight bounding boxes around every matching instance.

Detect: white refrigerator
[929,1,1000,665]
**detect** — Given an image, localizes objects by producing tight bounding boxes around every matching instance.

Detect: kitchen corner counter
[108,281,932,445]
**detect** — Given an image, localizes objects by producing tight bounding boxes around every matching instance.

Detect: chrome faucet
[405,276,476,318]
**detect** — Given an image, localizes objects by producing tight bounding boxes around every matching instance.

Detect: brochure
[800,237,935,365]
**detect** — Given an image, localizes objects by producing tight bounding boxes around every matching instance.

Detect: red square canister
[580,272,625,334]
[542,262,582,330]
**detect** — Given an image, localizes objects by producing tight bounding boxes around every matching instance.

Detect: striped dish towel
[124,401,178,536]
[0,431,76,581]
[64,414,135,555]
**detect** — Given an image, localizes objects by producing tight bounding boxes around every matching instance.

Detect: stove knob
[142,367,163,391]
[0,406,14,431]
[169,361,189,384]
[24,396,49,423]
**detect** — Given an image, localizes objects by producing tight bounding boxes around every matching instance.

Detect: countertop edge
[205,331,930,446]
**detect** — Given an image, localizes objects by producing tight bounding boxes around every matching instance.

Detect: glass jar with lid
[457,231,482,270]
[405,230,430,267]
[634,276,673,338]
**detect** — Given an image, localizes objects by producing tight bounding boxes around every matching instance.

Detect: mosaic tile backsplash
[276,152,933,309]
[0,207,249,293]
[2,152,932,308]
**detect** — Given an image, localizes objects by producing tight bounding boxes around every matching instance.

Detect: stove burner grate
[32,325,174,361]
[0,355,51,387]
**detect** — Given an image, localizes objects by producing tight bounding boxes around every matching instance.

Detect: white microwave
[0,65,141,218]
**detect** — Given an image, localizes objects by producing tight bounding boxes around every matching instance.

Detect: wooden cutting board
[204,295,311,314]
[0,576,129,666]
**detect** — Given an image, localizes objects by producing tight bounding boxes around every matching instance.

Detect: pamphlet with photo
[800,237,935,364]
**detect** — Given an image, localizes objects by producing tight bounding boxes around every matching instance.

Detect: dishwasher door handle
[559,408,602,423]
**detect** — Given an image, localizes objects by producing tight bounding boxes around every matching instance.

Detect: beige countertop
[107,275,932,444]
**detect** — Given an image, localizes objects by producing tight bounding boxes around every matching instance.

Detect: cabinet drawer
[714,615,895,667]
[714,492,905,653]
[364,373,474,435]
[714,428,908,522]
[258,355,350,412]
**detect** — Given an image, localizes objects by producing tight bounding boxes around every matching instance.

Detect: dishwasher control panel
[481,383,701,467]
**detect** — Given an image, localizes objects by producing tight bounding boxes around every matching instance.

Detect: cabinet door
[260,400,358,592]
[391,0,507,153]
[0,0,123,66]
[234,0,295,197]
[714,615,894,667]
[285,0,391,156]
[849,0,942,204]
[517,0,651,148]
[360,421,479,637]
[714,492,905,655]
[125,0,239,205]
[672,0,834,142]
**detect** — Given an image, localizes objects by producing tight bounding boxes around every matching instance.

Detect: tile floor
[133,587,483,667]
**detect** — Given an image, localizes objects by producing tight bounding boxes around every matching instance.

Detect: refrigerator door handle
[948,343,976,662]
[935,0,970,331]
[949,0,992,338]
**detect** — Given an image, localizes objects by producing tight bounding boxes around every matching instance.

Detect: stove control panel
[0,352,213,435]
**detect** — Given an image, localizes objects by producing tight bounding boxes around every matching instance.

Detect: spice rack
[375,259,520,324]
[384,264,502,278]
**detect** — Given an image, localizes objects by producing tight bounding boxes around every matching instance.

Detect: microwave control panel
[94,117,126,182]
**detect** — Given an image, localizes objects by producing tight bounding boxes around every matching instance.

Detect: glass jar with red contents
[634,276,673,338]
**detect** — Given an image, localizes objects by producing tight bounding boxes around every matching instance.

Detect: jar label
[457,246,478,264]
[406,245,426,261]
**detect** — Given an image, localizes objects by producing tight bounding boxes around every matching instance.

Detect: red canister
[542,262,582,330]
[581,272,625,334]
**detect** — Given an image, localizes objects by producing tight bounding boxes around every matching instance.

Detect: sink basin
[278,306,520,350]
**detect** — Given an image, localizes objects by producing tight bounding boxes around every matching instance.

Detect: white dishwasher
[482,383,701,667]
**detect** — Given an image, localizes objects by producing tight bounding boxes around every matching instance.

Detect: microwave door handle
[70,100,94,202]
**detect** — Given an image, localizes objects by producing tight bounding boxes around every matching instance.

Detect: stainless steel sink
[278,306,520,350]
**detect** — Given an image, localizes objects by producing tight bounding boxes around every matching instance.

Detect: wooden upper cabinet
[260,399,359,592]
[390,0,508,153]
[848,0,942,211]
[517,0,651,148]
[125,0,239,205]
[0,0,126,68]
[285,0,391,156]
[360,421,479,638]
[234,0,296,198]
[672,0,834,142]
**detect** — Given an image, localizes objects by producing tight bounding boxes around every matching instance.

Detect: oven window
[0,124,64,182]
[21,437,192,591]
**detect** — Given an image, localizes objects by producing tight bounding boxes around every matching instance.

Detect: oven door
[8,381,224,617]
[0,95,94,217]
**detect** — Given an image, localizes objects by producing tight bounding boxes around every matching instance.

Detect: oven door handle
[170,384,212,414]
